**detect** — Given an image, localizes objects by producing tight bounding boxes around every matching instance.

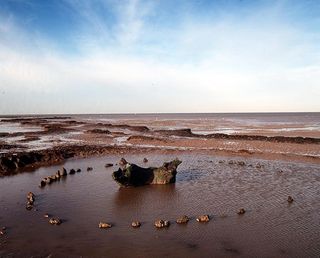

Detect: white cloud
[0,1,319,114]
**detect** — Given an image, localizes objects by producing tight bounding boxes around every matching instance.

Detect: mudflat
[0,114,319,257]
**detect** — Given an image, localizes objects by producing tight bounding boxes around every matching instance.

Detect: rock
[43,177,52,184]
[55,173,61,179]
[237,161,246,166]
[49,218,61,225]
[131,221,141,228]
[27,192,35,198]
[44,213,50,218]
[196,215,210,222]
[287,196,294,203]
[0,227,6,236]
[76,169,81,172]
[87,167,93,171]
[256,163,263,169]
[154,220,170,228]
[228,160,234,165]
[112,158,182,187]
[237,208,246,215]
[26,192,35,209]
[49,175,57,181]
[99,222,112,229]
[26,203,33,210]
[143,158,148,163]
[69,169,76,175]
[218,160,225,164]
[176,215,189,224]
[105,163,113,168]
[27,192,35,204]
[61,167,67,176]
[39,180,46,187]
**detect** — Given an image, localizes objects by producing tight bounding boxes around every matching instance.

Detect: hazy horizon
[1,0,320,114]
[0,111,320,117]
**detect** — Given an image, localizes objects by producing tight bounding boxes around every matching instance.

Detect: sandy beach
[0,113,320,257]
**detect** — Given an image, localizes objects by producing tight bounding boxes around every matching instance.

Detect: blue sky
[0,0,319,114]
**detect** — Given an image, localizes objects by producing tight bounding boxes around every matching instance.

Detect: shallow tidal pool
[0,153,319,257]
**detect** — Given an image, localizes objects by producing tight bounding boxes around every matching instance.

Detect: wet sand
[1,114,320,176]
[0,114,319,257]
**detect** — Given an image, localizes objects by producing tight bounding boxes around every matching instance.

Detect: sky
[0,0,320,114]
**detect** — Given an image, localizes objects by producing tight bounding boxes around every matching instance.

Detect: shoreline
[1,115,320,176]
[1,142,320,177]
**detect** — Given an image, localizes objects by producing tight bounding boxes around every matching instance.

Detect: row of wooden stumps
[39,167,94,188]
[0,195,294,237]
[98,215,210,230]
[98,196,293,230]
[90,196,294,230]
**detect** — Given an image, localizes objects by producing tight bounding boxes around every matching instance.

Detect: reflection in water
[112,184,178,222]
[113,184,177,208]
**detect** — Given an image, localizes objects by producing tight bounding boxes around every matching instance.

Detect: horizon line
[1,111,320,117]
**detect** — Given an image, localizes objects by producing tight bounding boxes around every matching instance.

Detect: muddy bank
[0,145,152,177]
[1,115,320,177]
[98,123,150,132]
[2,116,319,145]
[0,123,75,138]
[1,142,320,177]
[155,129,320,144]
[127,135,170,143]
[86,129,112,134]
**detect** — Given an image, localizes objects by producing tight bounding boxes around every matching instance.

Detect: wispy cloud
[0,0,319,114]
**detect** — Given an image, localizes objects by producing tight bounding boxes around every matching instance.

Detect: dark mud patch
[86,129,111,134]
[97,123,150,132]
[127,135,170,143]
[155,129,320,144]
[155,129,194,137]
[42,123,74,134]
[0,145,156,177]
[111,131,128,137]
